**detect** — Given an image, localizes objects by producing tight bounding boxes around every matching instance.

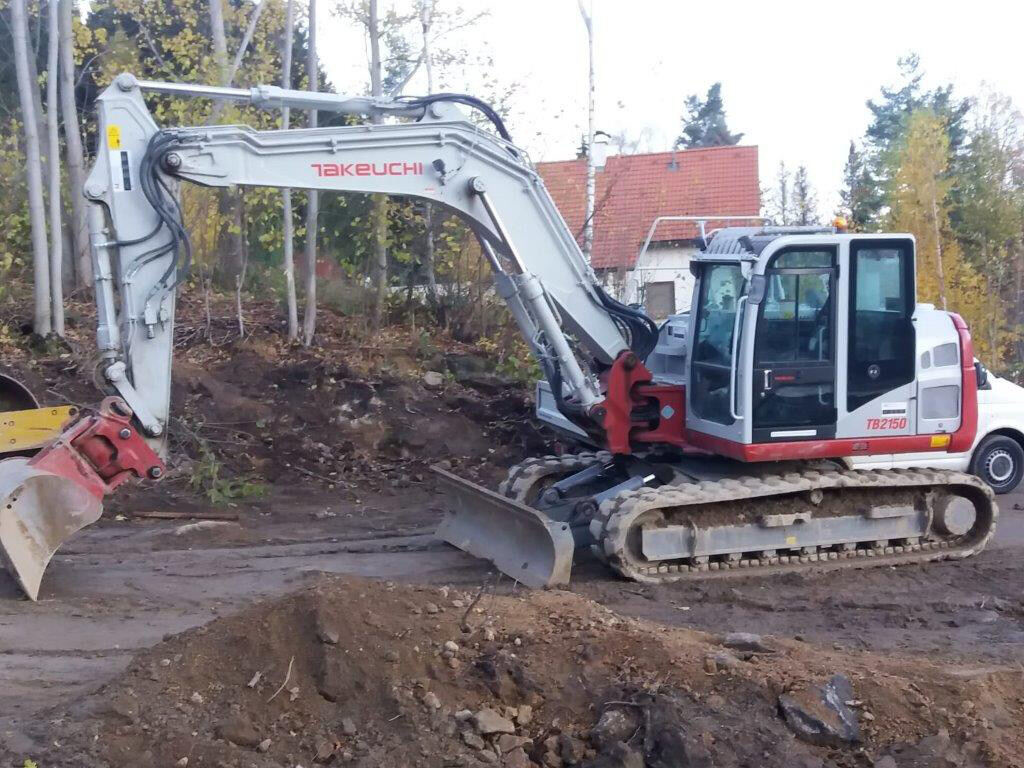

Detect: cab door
[751,247,838,442]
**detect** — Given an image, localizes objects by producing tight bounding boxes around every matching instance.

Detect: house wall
[600,243,698,319]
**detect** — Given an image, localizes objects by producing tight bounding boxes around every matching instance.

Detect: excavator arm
[1,73,652,597]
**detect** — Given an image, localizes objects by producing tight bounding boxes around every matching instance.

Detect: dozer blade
[432,466,574,588]
[0,457,103,600]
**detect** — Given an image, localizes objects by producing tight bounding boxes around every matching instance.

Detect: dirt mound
[8,577,1022,768]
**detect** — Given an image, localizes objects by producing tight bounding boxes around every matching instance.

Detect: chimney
[592,132,609,170]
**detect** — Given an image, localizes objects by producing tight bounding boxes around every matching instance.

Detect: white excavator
[0,74,997,599]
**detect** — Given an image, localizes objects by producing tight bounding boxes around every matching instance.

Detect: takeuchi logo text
[311,162,424,177]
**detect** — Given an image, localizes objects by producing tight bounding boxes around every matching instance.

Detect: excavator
[0,73,996,599]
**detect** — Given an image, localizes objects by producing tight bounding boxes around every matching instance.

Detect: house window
[644,281,676,319]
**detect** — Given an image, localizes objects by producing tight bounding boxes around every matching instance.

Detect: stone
[503,747,532,768]
[456,709,475,722]
[423,371,445,388]
[710,650,743,669]
[341,717,357,736]
[873,758,897,768]
[590,709,639,750]
[217,714,261,748]
[516,705,533,726]
[559,734,586,765]
[474,708,516,735]
[425,602,441,615]
[189,692,204,705]
[483,628,497,642]
[722,632,774,653]
[589,743,644,768]
[317,654,350,702]
[778,674,860,747]
[385,650,400,663]
[315,738,336,762]
[444,640,460,655]
[478,750,499,764]
[649,726,712,768]
[318,626,340,645]
[496,734,532,754]
[542,752,563,768]
[176,759,188,767]
[463,730,487,750]
[423,692,442,710]
[257,738,272,753]
[703,655,717,674]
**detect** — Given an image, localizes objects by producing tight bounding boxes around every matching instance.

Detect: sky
[319,0,1024,216]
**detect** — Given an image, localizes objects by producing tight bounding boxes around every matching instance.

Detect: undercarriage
[440,453,997,585]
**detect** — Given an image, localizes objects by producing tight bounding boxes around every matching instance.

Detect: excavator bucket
[0,398,164,601]
[432,466,575,588]
[0,457,103,600]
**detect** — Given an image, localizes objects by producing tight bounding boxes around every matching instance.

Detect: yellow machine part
[0,405,76,454]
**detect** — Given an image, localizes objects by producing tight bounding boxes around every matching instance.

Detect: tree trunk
[419,0,438,308]
[12,0,51,335]
[46,0,64,335]
[368,0,387,331]
[930,192,947,311]
[302,0,319,346]
[578,0,595,262]
[59,0,90,288]
[280,0,298,341]
[208,0,229,84]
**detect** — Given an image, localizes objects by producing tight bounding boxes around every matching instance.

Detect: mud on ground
[7,577,1024,768]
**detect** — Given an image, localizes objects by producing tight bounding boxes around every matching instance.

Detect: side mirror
[975,361,990,390]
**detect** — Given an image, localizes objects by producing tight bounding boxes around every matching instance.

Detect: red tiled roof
[537,146,760,269]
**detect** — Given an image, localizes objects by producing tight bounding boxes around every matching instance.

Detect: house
[536,145,760,319]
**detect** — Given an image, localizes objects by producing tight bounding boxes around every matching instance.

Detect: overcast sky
[319,0,1024,215]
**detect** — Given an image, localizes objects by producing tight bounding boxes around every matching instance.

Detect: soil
[1,295,1023,767]
[6,576,1024,768]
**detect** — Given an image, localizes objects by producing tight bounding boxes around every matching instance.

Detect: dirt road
[2,477,1023,754]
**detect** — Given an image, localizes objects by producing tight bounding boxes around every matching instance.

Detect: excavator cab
[685,232,969,460]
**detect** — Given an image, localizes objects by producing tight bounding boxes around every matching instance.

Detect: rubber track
[590,468,997,584]
[497,452,612,503]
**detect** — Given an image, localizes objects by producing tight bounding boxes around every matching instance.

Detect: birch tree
[11,0,52,335]
[59,0,91,287]
[368,0,389,332]
[418,0,438,305]
[577,0,595,262]
[280,0,299,341]
[302,0,319,346]
[46,0,65,334]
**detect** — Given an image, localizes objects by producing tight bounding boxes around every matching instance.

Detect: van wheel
[970,435,1024,494]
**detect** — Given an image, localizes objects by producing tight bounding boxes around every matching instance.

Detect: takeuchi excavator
[0,74,996,599]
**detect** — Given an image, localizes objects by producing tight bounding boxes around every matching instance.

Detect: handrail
[729,296,747,421]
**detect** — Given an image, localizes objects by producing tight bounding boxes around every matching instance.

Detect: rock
[590,709,639,750]
[496,734,532,754]
[258,738,272,753]
[176,759,188,767]
[483,627,497,642]
[516,705,533,726]
[722,632,774,653]
[423,692,442,710]
[444,640,460,656]
[425,602,441,615]
[873,758,897,768]
[314,738,336,762]
[456,709,475,722]
[318,626,340,645]
[702,655,717,674]
[542,752,563,768]
[649,726,712,768]
[475,708,516,735]
[559,734,587,765]
[341,717,357,736]
[385,650,400,663]
[585,743,644,768]
[778,674,860,747]
[478,750,500,764]
[317,654,350,702]
[463,730,487,750]
[709,650,743,669]
[189,691,204,705]
[423,371,445,388]
[217,714,262,748]
[504,747,532,768]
